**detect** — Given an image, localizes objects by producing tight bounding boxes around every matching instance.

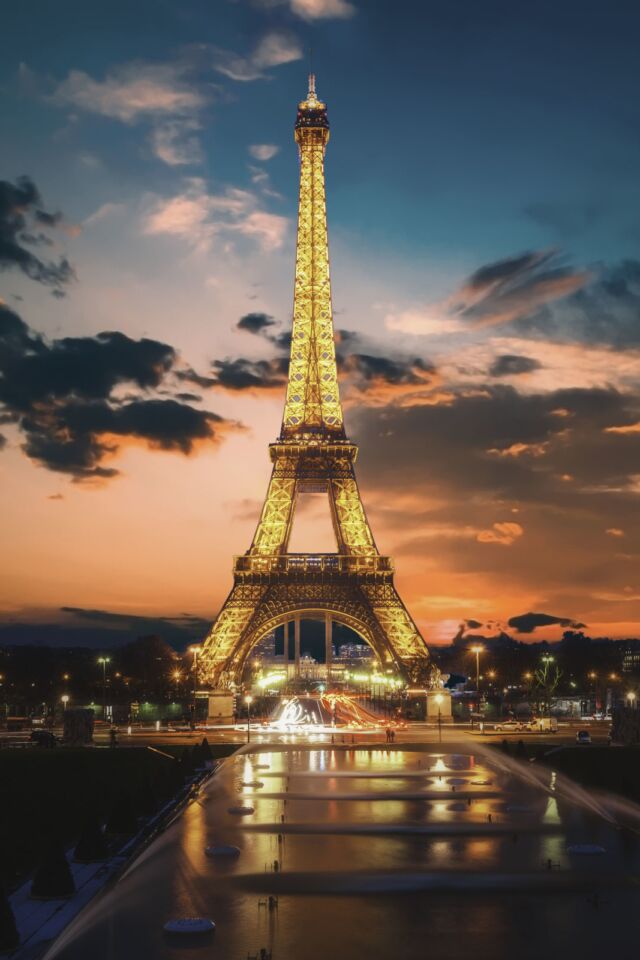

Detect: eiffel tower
[200,75,432,689]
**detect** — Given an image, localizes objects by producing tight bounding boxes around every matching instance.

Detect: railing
[233,553,393,577]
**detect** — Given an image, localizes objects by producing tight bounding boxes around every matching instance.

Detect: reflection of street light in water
[245,694,254,742]
[434,693,443,743]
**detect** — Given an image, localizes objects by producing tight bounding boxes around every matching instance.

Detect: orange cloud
[476,522,524,546]
[605,421,640,435]
[486,441,548,458]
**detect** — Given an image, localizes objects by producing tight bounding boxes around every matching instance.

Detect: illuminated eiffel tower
[200,76,432,689]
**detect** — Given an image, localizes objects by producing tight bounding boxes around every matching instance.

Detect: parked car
[494,720,524,731]
[576,729,592,744]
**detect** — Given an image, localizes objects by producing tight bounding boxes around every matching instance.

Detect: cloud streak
[386,250,589,335]
[212,31,302,82]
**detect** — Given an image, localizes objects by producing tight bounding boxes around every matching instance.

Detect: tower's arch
[230,606,392,685]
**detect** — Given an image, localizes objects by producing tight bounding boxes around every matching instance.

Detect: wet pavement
[45,744,640,960]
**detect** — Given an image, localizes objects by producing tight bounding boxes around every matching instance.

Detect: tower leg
[325,613,332,681]
[294,616,301,678]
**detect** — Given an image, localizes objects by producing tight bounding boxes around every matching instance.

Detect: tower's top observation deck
[295,74,330,138]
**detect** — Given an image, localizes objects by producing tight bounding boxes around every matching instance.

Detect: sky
[1,0,639,648]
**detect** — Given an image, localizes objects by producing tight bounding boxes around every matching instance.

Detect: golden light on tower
[199,76,432,690]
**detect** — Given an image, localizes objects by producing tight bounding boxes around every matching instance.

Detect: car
[576,729,592,744]
[494,720,526,732]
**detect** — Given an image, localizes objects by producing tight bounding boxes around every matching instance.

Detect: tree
[535,657,563,715]
[30,839,75,899]
[0,883,19,952]
[105,792,138,837]
[73,815,108,863]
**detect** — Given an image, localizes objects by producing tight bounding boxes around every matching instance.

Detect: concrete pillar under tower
[325,613,332,680]
[294,616,301,677]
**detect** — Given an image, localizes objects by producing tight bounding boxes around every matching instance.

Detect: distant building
[622,641,640,674]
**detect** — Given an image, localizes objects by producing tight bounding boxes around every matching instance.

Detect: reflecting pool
[46,746,640,960]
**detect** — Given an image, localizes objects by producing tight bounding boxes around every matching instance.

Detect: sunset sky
[1,0,639,648]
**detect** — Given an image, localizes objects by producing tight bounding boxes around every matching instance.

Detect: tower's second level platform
[233,553,394,582]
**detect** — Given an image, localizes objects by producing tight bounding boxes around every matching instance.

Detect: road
[0,718,611,749]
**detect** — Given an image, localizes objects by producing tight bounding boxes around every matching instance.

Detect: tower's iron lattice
[200,76,433,688]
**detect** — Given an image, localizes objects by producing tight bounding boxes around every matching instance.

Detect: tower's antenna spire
[308,71,316,99]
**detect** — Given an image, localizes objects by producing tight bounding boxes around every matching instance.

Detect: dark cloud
[514,259,640,348]
[173,391,202,403]
[353,379,640,614]
[0,306,239,480]
[0,307,175,411]
[489,354,543,377]
[271,330,292,352]
[20,398,228,480]
[465,252,547,292]
[209,356,289,390]
[344,353,435,385]
[354,383,640,500]
[236,312,277,336]
[0,608,210,648]
[61,605,209,632]
[204,320,437,406]
[0,176,74,293]
[508,612,585,634]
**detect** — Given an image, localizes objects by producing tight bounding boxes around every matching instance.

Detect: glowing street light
[97,657,110,718]
[627,691,637,707]
[470,645,484,692]
[469,645,484,727]
[61,695,70,711]
[189,646,200,729]
[245,694,254,743]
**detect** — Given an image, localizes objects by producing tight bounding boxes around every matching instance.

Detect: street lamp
[434,693,443,743]
[627,691,637,707]
[189,646,200,729]
[470,645,484,726]
[245,694,254,742]
[61,695,69,711]
[97,657,110,719]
